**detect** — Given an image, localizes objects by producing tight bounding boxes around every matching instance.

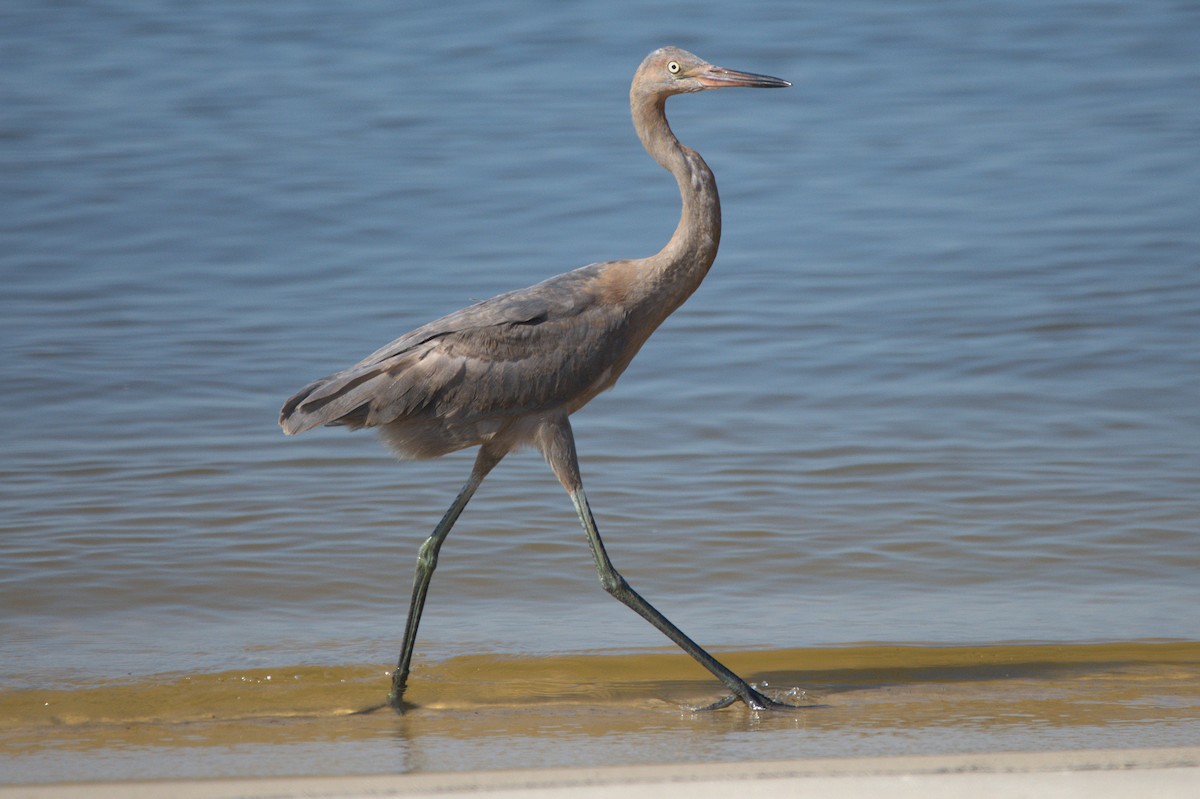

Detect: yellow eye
[667,61,681,75]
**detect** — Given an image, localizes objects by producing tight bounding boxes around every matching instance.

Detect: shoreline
[4,747,1199,798]
[4,641,1199,783]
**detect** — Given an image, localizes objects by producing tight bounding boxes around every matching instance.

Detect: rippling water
[2,0,1199,775]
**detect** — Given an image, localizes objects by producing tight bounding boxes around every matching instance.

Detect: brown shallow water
[3,642,1198,783]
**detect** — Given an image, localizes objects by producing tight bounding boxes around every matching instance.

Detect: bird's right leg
[537,417,795,712]
[388,445,505,708]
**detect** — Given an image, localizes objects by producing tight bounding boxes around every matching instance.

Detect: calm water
[2,0,1200,778]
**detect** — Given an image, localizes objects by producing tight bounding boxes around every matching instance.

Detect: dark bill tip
[696,66,791,89]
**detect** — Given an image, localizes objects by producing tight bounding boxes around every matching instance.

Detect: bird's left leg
[388,443,506,708]
[537,416,793,711]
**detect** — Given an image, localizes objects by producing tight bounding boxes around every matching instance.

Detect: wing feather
[279,263,631,437]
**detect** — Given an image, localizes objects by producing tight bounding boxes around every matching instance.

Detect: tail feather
[279,368,384,435]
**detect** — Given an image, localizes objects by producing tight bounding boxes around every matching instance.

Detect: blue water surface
[2,0,1198,687]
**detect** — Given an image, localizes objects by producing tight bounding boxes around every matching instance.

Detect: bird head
[634,47,790,97]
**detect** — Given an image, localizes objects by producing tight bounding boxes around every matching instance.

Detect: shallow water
[3,0,1200,783]
[3,642,1199,782]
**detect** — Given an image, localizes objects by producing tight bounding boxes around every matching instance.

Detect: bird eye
[667,61,681,75]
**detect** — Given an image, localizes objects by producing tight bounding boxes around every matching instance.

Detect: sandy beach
[3,747,1198,799]
[4,643,1199,785]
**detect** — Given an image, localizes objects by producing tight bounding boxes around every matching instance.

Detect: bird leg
[566,487,794,711]
[538,417,795,711]
[388,445,505,708]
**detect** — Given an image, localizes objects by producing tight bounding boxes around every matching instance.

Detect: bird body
[282,52,729,458]
[282,258,651,457]
[280,47,792,711]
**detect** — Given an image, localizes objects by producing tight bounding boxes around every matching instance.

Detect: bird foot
[690,682,808,712]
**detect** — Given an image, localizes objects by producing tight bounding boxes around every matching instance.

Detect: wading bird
[280,47,792,711]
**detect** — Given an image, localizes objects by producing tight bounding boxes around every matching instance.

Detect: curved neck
[630,92,722,317]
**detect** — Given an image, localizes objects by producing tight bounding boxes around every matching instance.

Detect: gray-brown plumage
[280,47,792,711]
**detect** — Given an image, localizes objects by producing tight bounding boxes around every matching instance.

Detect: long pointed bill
[695,64,790,89]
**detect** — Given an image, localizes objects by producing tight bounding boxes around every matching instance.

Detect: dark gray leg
[388,445,504,707]
[538,417,793,711]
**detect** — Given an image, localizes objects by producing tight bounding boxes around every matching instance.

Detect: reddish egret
[281,47,792,711]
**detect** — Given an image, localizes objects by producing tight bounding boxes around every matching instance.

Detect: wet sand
[3,642,1199,784]
[2,748,1199,798]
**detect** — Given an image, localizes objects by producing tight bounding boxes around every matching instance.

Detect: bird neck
[631,94,722,318]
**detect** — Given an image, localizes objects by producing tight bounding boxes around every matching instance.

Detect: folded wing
[279,263,631,438]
